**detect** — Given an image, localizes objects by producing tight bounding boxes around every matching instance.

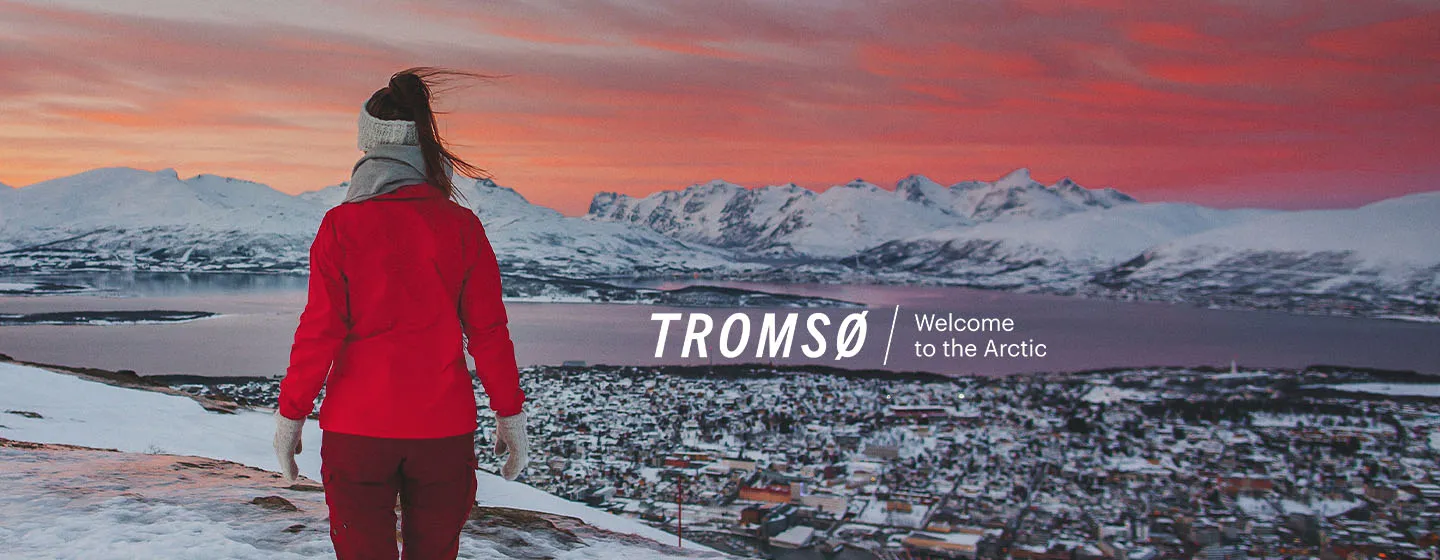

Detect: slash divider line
[883,304,900,366]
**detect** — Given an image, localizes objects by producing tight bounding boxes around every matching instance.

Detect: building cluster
[176,365,1440,560]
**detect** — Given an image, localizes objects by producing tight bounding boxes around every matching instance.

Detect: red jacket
[278,182,525,438]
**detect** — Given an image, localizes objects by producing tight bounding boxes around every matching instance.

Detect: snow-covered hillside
[0,440,717,559]
[0,168,324,270]
[0,360,721,557]
[856,203,1273,288]
[1099,191,1440,299]
[584,169,1133,258]
[0,169,737,277]
[294,181,348,207]
[1,168,320,236]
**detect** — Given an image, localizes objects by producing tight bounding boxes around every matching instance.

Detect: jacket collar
[369,182,443,201]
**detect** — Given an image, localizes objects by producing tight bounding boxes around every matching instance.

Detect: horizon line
[3,164,1436,216]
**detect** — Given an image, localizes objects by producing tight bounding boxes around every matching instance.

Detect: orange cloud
[1123,22,1224,53]
[1307,11,1440,61]
[858,43,1046,80]
[1146,56,1384,87]
[629,38,760,62]
[0,0,1437,215]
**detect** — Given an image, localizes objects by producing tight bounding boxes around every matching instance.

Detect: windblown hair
[364,67,495,201]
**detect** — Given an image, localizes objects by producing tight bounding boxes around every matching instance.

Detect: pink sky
[0,0,1436,215]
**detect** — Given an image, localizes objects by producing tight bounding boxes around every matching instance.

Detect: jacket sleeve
[460,218,526,418]
[278,211,349,420]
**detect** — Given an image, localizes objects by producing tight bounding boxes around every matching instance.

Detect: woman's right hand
[273,411,305,482]
[493,411,529,481]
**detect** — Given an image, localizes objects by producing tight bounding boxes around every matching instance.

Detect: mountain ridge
[583,169,1138,258]
[2,166,1435,317]
[0,167,738,276]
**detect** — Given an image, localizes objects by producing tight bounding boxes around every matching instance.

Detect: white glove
[494,411,530,481]
[273,411,305,482]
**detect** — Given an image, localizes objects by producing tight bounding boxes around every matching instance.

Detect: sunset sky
[1,0,1437,215]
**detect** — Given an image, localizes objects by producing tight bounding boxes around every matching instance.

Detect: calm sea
[1,272,1436,378]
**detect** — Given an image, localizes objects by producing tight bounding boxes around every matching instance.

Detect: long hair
[364,67,495,201]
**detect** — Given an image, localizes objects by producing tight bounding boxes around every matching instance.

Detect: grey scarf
[343,144,431,204]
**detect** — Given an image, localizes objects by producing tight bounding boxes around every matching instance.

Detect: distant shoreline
[0,310,217,326]
[5,352,1431,388]
[2,268,1434,323]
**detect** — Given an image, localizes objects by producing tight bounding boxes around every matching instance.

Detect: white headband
[357,104,419,151]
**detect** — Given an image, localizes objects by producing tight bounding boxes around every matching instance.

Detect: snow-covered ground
[0,441,719,559]
[1080,383,1158,404]
[0,361,721,557]
[0,281,90,295]
[1248,412,1394,434]
[1374,314,1440,323]
[0,443,340,559]
[1309,382,1440,398]
[856,497,929,529]
[1233,496,1363,521]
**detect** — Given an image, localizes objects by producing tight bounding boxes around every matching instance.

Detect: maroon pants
[321,430,478,560]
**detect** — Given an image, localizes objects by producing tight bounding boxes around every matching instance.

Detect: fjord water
[0,272,1436,378]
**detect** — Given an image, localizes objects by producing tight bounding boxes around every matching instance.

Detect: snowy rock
[0,439,723,559]
[0,360,721,554]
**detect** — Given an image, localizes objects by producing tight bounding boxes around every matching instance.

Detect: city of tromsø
[146,361,1438,560]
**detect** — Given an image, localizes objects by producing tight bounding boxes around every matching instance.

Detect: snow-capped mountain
[302,177,741,276]
[0,168,322,239]
[0,169,737,277]
[3,166,1436,315]
[855,203,1274,289]
[895,168,1135,222]
[295,181,347,207]
[587,178,960,258]
[1096,191,1440,300]
[0,168,324,270]
[584,169,1135,258]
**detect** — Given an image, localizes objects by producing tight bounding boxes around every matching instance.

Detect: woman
[272,67,530,559]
